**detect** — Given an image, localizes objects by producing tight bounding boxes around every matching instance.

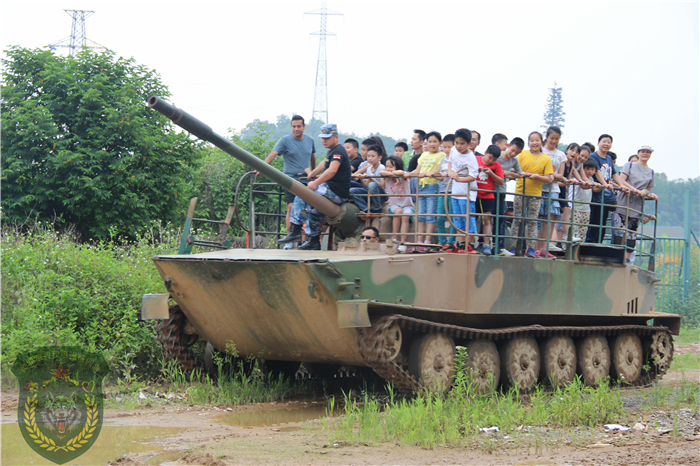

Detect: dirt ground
[2,345,699,466]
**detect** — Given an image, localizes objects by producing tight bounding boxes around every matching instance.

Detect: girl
[537,126,565,257]
[512,131,554,258]
[381,156,414,243]
[406,131,445,248]
[553,143,580,244]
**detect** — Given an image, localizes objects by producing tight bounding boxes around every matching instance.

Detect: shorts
[284,176,308,204]
[539,196,561,217]
[388,205,415,215]
[476,197,495,214]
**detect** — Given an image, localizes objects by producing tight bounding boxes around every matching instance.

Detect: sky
[1,1,699,181]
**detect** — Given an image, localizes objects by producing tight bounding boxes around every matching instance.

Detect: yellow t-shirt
[417,151,445,186]
[515,150,553,196]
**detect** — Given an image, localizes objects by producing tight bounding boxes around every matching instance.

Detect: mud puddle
[1,424,182,465]
[216,401,340,430]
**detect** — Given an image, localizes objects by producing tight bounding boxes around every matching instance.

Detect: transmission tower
[305,2,342,124]
[49,10,106,56]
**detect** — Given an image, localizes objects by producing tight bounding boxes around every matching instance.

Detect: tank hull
[153,245,674,366]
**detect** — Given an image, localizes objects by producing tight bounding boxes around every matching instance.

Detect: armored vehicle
[142,97,679,393]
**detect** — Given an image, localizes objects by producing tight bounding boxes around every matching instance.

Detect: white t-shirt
[542,148,564,195]
[573,185,592,213]
[449,147,478,202]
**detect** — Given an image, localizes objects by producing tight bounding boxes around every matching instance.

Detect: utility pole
[305,2,342,124]
[49,10,106,56]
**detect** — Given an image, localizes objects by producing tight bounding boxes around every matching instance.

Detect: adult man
[344,138,362,173]
[404,130,426,198]
[469,130,483,156]
[278,124,351,250]
[261,115,316,243]
[585,134,628,243]
[360,226,380,243]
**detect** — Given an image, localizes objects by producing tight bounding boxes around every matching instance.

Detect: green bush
[1,223,173,384]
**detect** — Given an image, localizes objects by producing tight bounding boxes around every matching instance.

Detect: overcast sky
[2,1,698,181]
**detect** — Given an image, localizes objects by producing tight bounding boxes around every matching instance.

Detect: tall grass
[332,349,625,447]
[1,222,176,384]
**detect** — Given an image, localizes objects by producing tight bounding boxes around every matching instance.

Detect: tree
[542,82,565,130]
[1,47,202,239]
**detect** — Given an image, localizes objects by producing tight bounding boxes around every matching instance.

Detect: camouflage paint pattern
[153,241,668,366]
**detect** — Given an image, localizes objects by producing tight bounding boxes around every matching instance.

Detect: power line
[49,10,107,56]
[305,2,342,124]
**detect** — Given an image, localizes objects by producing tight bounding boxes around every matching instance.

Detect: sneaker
[467,244,478,254]
[282,242,294,250]
[398,245,407,253]
[475,244,484,254]
[572,237,583,242]
[440,244,451,251]
[509,246,517,255]
[526,247,537,258]
[548,243,563,252]
[482,245,492,256]
[539,249,555,258]
[500,248,515,256]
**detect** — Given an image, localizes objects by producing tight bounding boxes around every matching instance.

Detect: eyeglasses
[360,235,376,240]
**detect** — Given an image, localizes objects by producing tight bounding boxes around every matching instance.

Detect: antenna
[49,10,106,56]
[305,2,342,124]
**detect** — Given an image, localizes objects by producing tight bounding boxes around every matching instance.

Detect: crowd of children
[346,126,659,261]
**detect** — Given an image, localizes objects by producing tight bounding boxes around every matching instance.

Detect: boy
[437,134,457,247]
[475,145,505,255]
[344,138,362,173]
[447,128,479,253]
[491,133,508,153]
[572,159,603,242]
[394,142,409,159]
[495,137,524,254]
[350,145,386,213]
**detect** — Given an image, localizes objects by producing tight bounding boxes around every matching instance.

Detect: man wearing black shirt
[279,123,350,250]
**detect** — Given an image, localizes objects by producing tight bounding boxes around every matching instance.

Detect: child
[495,137,524,254]
[381,156,415,243]
[475,145,505,255]
[553,143,580,245]
[394,142,409,159]
[406,131,445,248]
[611,145,658,264]
[511,131,554,258]
[491,133,508,153]
[447,128,479,253]
[538,126,565,257]
[572,159,603,242]
[349,145,386,213]
[437,134,457,248]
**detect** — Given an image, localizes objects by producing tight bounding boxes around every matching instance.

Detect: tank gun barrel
[147,96,342,218]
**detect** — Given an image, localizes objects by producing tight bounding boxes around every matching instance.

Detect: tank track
[155,304,199,374]
[356,314,673,394]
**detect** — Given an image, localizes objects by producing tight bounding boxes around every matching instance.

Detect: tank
[143,96,680,393]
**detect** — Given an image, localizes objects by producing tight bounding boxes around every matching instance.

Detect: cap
[638,144,654,153]
[318,123,338,138]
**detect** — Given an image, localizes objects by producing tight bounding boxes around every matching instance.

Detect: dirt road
[2,351,698,466]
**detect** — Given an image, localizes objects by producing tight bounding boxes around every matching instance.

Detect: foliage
[651,174,699,230]
[1,46,202,240]
[0,222,175,384]
[542,82,565,130]
[678,245,700,327]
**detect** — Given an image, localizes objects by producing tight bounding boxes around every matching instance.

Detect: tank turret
[147,96,361,237]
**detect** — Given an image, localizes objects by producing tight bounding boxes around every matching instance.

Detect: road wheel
[408,333,455,392]
[577,335,610,386]
[465,340,500,394]
[383,321,403,361]
[542,335,577,387]
[611,333,643,383]
[500,336,540,392]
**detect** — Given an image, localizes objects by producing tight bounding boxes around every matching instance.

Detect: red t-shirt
[476,157,504,199]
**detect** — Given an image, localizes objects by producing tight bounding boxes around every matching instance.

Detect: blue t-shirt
[272,134,315,176]
[588,152,617,204]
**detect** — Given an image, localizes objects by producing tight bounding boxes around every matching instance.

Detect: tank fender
[140,293,170,320]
